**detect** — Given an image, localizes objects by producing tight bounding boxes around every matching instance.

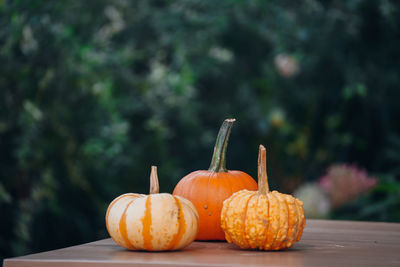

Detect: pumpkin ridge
[240,193,253,248]
[243,193,257,248]
[119,199,137,250]
[295,200,305,241]
[275,193,289,249]
[284,195,291,248]
[300,202,306,237]
[284,195,293,247]
[270,192,282,250]
[225,191,245,244]
[168,196,186,250]
[258,195,269,248]
[291,196,300,246]
[142,196,153,250]
[106,193,136,233]
[264,193,276,250]
[295,199,302,242]
[283,195,296,248]
[221,193,235,243]
[221,172,236,240]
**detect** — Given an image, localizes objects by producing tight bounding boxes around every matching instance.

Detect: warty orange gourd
[221,145,305,250]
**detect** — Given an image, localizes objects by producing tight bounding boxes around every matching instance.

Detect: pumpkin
[173,118,258,240]
[221,145,305,250]
[105,166,199,251]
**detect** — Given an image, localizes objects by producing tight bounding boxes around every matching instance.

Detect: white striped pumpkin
[106,166,199,251]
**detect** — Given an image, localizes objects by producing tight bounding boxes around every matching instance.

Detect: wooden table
[4,219,400,267]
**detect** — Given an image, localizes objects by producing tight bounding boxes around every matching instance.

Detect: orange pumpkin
[106,166,199,251]
[221,145,305,250]
[173,118,258,240]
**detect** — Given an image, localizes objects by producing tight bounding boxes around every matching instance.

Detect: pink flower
[319,164,377,208]
[274,54,300,78]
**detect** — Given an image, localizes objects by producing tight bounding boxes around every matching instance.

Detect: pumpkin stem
[208,118,236,173]
[149,166,159,194]
[258,145,269,195]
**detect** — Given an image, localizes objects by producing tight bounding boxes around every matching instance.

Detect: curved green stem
[208,118,236,172]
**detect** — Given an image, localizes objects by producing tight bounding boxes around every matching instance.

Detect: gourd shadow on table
[109,241,312,267]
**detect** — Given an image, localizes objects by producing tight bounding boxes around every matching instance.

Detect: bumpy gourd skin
[221,145,306,250]
[221,190,305,250]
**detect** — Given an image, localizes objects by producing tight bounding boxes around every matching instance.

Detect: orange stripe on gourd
[105,193,139,234]
[119,200,137,250]
[105,166,199,251]
[167,197,186,250]
[142,196,153,250]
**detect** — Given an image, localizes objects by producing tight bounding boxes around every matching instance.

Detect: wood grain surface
[4,219,400,267]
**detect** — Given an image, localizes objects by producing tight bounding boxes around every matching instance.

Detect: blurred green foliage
[1,0,400,260]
